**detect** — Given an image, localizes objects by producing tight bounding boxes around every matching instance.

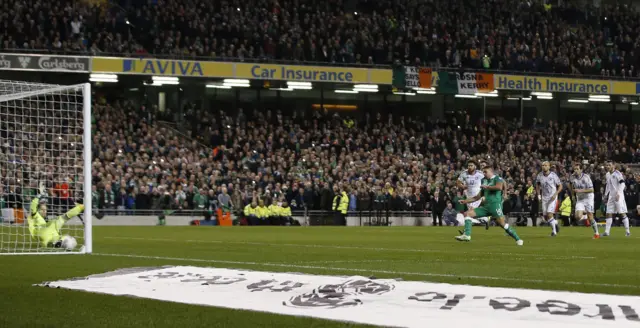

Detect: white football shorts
[606,197,627,214]
[466,198,482,210]
[542,198,557,215]
[575,195,594,214]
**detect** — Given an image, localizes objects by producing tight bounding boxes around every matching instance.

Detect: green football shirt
[482,175,504,204]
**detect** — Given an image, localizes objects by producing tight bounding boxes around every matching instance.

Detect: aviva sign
[91,57,233,77]
[90,57,392,84]
[123,58,204,76]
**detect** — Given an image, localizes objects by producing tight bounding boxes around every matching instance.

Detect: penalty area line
[93,252,640,290]
[305,258,530,264]
[104,236,596,260]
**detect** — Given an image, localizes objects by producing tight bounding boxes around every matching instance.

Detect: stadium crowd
[74,98,640,225]
[1,0,640,76]
[2,0,640,225]
[1,91,640,225]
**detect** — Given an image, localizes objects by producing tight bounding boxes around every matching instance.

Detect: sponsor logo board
[37,56,87,71]
[0,53,89,72]
[39,266,640,328]
[91,57,392,84]
[495,75,611,94]
[0,55,12,69]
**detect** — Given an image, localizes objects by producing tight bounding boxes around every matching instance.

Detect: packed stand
[2,0,640,76]
[2,92,640,226]
[95,99,640,226]
[198,108,640,226]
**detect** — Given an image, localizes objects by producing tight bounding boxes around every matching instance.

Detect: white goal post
[0,81,92,254]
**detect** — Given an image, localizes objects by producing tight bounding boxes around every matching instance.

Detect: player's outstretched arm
[29,197,39,216]
[28,196,47,239]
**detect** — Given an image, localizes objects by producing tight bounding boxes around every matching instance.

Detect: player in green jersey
[455,165,524,246]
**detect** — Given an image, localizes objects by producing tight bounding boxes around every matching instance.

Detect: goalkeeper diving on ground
[27,195,85,249]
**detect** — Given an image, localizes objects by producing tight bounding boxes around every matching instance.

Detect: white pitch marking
[302,259,390,264]
[104,236,596,260]
[303,258,518,264]
[93,252,640,290]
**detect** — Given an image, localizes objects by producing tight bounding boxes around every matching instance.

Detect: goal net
[0,81,92,254]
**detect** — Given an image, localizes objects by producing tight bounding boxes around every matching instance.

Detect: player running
[455,165,523,246]
[28,195,85,248]
[456,161,489,229]
[569,163,599,239]
[603,161,631,237]
[536,161,562,236]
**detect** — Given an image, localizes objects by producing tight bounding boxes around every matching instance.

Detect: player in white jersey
[603,161,631,236]
[535,161,563,236]
[456,161,489,229]
[569,163,599,239]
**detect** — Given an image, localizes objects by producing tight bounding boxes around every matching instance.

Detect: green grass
[0,226,638,328]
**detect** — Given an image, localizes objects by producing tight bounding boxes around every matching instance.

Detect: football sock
[605,218,613,234]
[464,217,472,236]
[590,218,599,234]
[622,216,630,234]
[549,218,557,234]
[503,224,520,241]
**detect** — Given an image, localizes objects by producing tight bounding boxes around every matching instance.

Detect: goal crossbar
[0,84,84,103]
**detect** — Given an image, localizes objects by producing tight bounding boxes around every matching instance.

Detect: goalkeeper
[28,195,85,248]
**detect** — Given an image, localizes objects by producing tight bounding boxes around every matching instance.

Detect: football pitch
[1,226,639,328]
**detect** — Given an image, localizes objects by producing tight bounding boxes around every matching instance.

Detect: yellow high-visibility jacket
[255,206,270,219]
[338,191,349,214]
[560,197,572,217]
[526,186,535,198]
[280,206,292,217]
[268,205,282,216]
[244,204,256,216]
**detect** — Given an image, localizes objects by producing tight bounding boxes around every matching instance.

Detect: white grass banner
[38,266,640,328]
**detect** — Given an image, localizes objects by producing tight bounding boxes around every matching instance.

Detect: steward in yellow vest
[268,202,283,225]
[243,201,258,226]
[559,194,572,226]
[281,201,295,225]
[256,200,270,225]
[332,186,349,226]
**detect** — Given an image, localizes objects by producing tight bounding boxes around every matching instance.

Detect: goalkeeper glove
[38,195,48,204]
[38,183,48,200]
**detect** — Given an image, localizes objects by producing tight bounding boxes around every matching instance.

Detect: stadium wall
[61,215,467,226]
[64,216,193,226]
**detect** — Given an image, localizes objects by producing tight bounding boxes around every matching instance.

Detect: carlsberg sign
[0,53,89,72]
[38,56,87,71]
